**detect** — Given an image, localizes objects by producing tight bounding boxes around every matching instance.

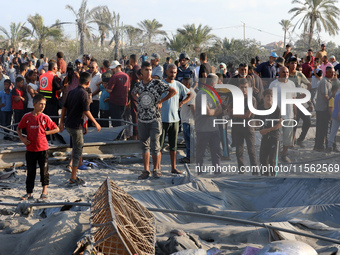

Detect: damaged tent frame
[0,124,26,138]
[0,201,339,245]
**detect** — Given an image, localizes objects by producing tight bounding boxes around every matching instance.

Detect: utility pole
[241,22,246,41]
[75,21,78,56]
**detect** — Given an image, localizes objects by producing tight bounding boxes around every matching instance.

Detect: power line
[246,25,282,38]
[212,25,242,30]
[164,24,282,39]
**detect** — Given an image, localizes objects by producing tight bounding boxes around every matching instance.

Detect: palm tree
[177,24,216,57]
[138,19,166,44]
[106,10,124,60]
[166,33,188,53]
[0,22,30,50]
[279,19,293,47]
[65,0,104,54]
[26,14,62,54]
[125,25,143,46]
[91,6,111,48]
[288,0,340,48]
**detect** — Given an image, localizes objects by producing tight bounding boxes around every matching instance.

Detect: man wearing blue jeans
[132,61,177,179]
[326,90,340,152]
[179,77,195,163]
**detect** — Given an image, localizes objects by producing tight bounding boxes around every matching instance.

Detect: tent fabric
[132,176,340,250]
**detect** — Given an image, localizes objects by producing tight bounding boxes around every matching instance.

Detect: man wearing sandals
[132,61,177,179]
[160,64,191,174]
[59,72,101,186]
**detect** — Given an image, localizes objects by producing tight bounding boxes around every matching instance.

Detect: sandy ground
[1,133,340,254]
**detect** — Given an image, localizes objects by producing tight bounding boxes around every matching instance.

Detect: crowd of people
[0,44,340,198]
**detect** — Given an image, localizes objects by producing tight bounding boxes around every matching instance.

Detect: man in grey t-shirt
[195,74,222,173]
[150,53,163,79]
[314,66,334,151]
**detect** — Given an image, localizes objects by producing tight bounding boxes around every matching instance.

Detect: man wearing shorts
[132,61,177,179]
[59,72,101,186]
[160,64,191,174]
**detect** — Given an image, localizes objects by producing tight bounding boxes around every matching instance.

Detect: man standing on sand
[132,61,177,180]
[269,67,297,163]
[288,56,312,148]
[195,74,222,174]
[159,64,191,174]
[59,72,101,186]
[314,66,334,151]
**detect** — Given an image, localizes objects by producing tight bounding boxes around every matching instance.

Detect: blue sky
[1,0,339,47]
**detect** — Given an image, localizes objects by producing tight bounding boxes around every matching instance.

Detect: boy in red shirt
[17,94,59,200]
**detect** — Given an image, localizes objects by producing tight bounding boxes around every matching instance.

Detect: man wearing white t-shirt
[269,66,297,163]
[88,61,102,127]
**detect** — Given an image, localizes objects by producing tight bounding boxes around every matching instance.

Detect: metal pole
[241,21,245,41]
[243,23,245,40]
[0,124,26,137]
[0,202,339,244]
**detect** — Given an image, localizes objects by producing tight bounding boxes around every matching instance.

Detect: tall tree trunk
[194,46,200,57]
[100,31,105,48]
[308,16,314,49]
[80,28,85,55]
[283,30,286,48]
[114,31,119,60]
[38,43,42,55]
